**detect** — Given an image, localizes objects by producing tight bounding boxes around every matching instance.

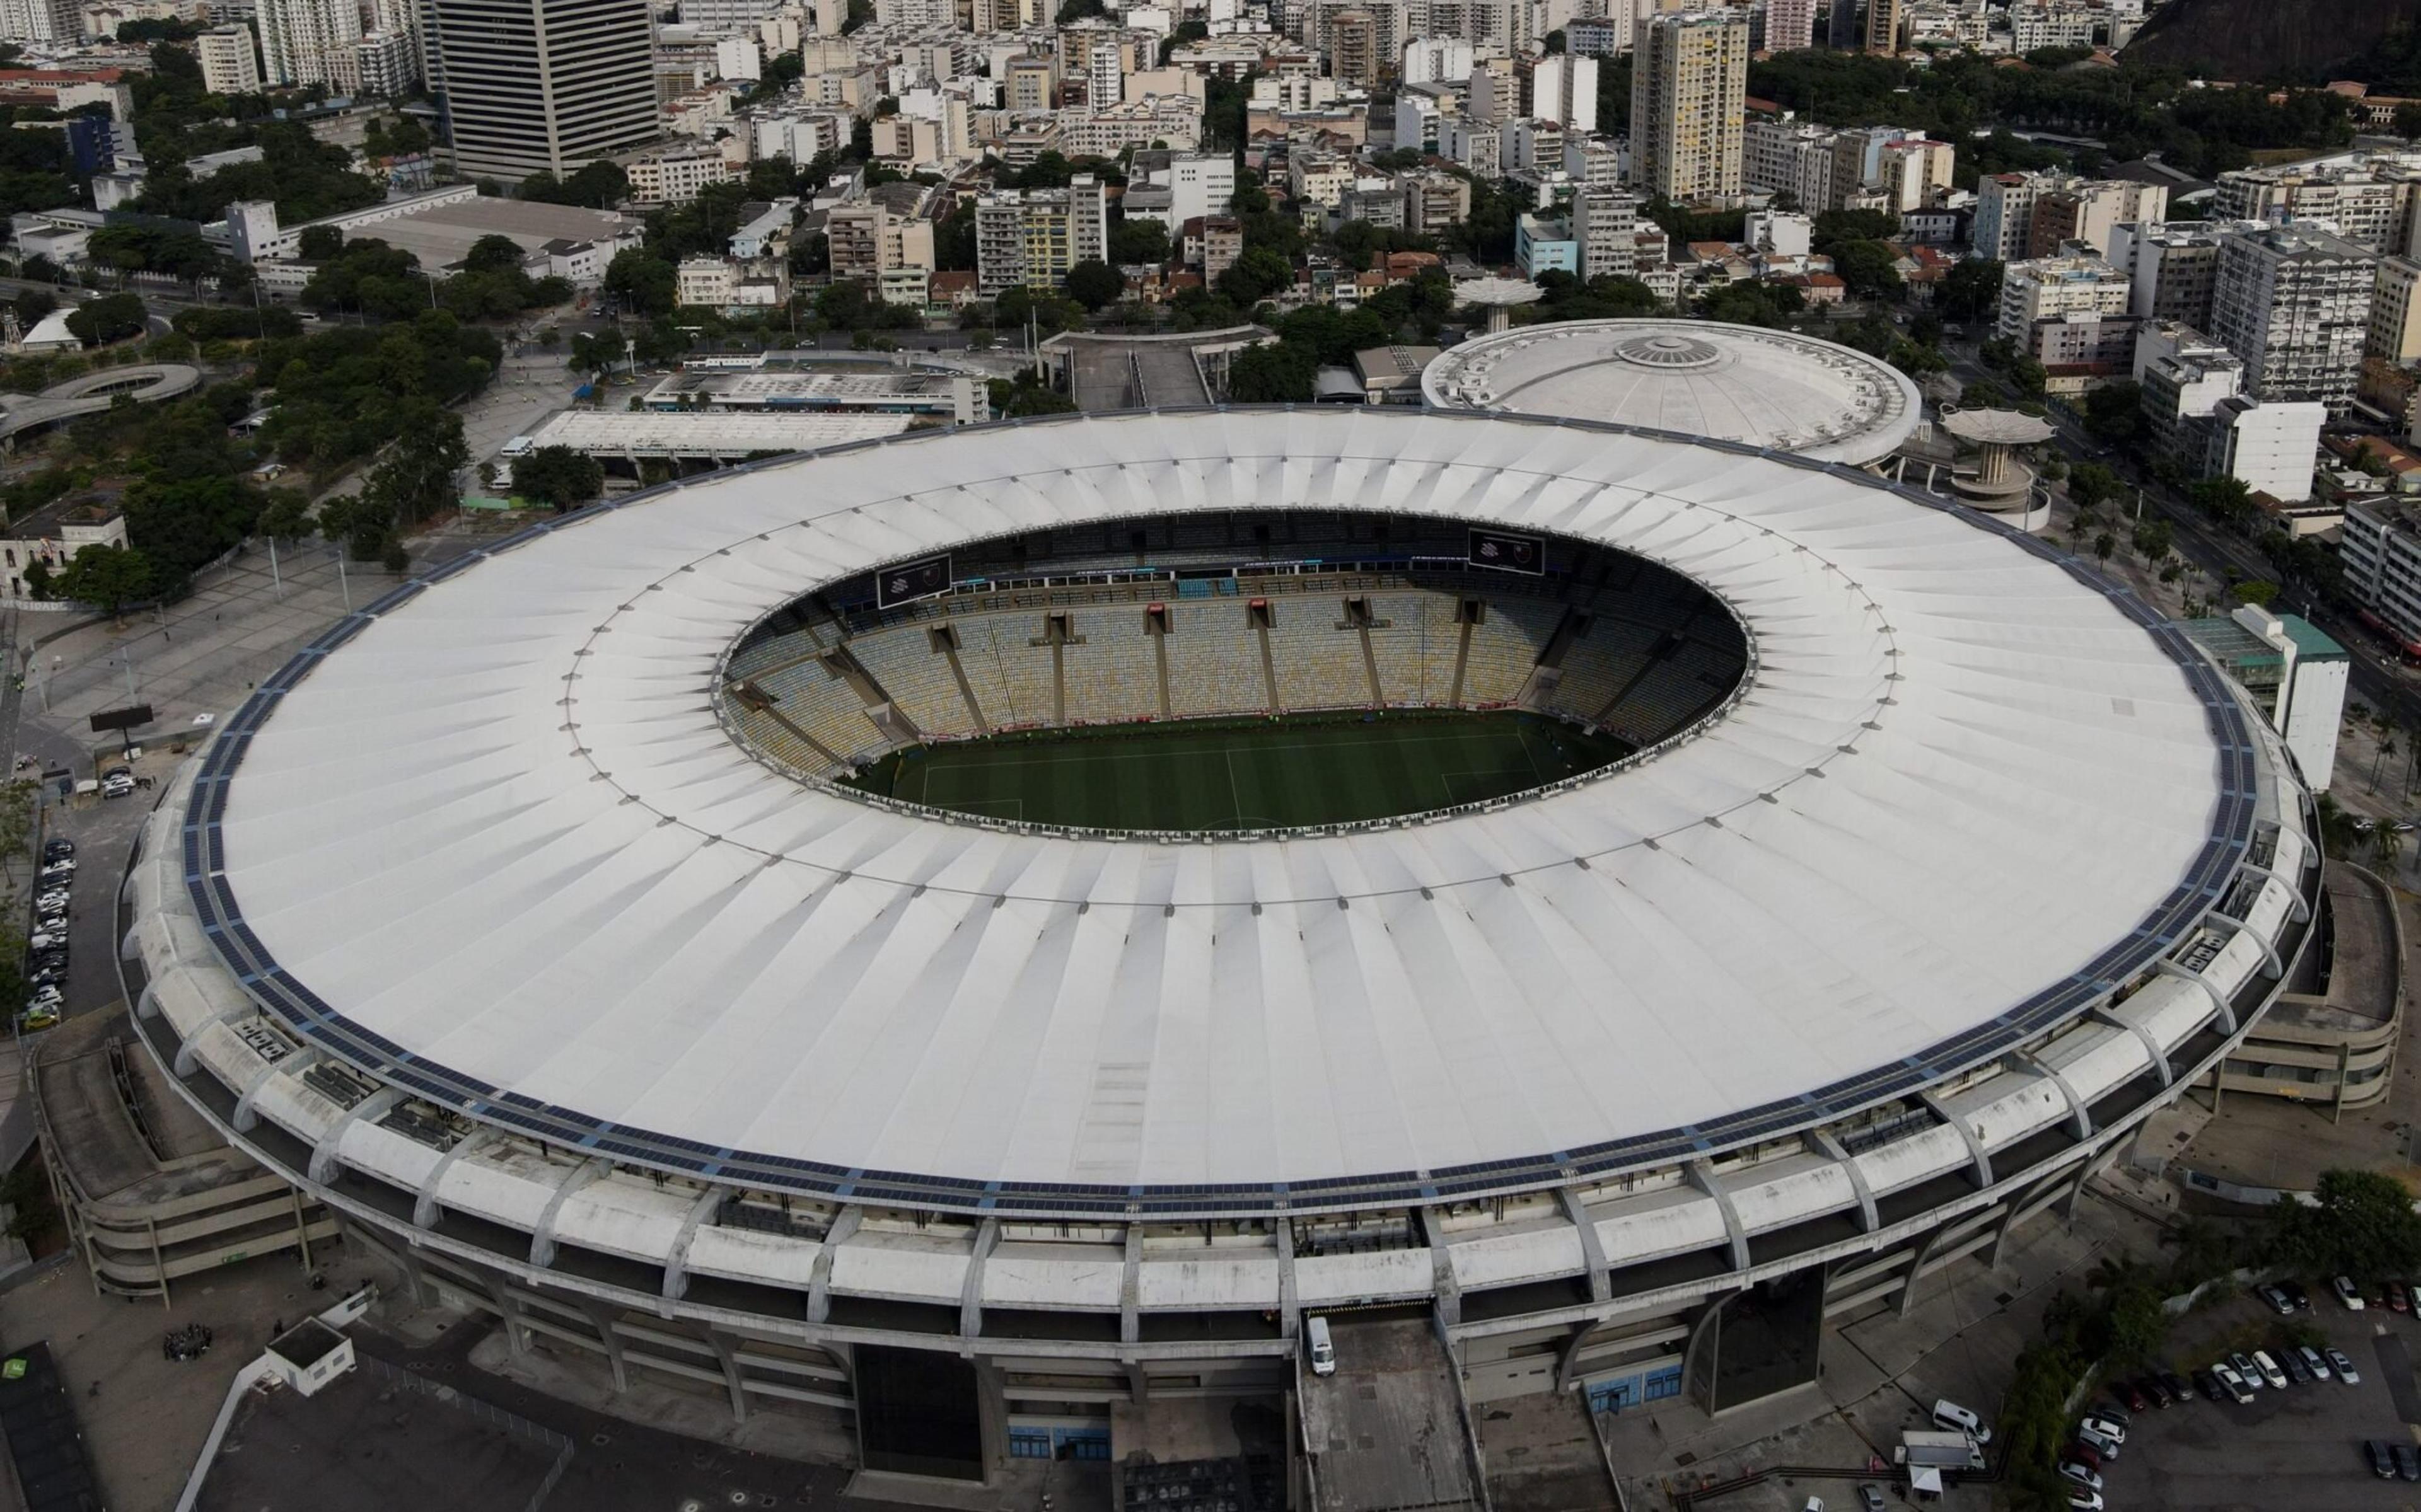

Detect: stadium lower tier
[124,698,2319,1469]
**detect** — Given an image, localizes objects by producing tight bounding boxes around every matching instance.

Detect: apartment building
[2370,255,2421,364]
[196,23,262,95]
[2209,224,2378,415]
[1974,171,2166,263]
[1995,254,2130,344]
[1629,9,1748,203]
[2212,151,2421,255]
[974,175,1108,294]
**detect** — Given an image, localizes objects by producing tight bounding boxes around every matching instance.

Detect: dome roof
[1421,318,1925,465]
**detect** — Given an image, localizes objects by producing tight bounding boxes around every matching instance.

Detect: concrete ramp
[1299,1319,1486,1512]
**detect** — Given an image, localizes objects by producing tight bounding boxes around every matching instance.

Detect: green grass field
[841,710,1634,831]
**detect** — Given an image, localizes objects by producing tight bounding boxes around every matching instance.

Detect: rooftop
[303,197,641,270]
[508,408,911,456]
[1420,318,1924,465]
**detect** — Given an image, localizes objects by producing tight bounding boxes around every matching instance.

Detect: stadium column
[2155,958,2237,1034]
[960,1217,1000,1340]
[704,1329,750,1421]
[571,1296,630,1394]
[530,1158,613,1269]
[1418,1207,1463,1327]
[1120,1223,1142,1346]
[807,1205,862,1324]
[1917,1092,1994,1189]
[1805,1129,1878,1232]
[1276,1218,1301,1337]
[233,1047,322,1132]
[659,1184,728,1316]
[1685,1162,1750,1272]
[1555,1188,1611,1303]
[2004,1051,2094,1141]
[413,1128,502,1228]
[309,1087,402,1182]
[1895,1222,1958,1321]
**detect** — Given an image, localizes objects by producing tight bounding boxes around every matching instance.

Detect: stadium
[121,407,2317,1487]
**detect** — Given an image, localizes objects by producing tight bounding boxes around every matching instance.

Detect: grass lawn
[840,710,1633,830]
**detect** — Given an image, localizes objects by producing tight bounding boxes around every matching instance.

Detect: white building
[2211,149,2421,255]
[2209,224,2377,415]
[0,0,81,43]
[973,175,1108,294]
[1400,34,1472,84]
[1526,51,1596,132]
[1744,119,1837,212]
[1745,207,1811,257]
[2207,396,2325,504]
[255,0,359,88]
[197,24,263,95]
[353,28,416,95]
[626,143,741,205]
[1995,254,2130,344]
[714,34,763,81]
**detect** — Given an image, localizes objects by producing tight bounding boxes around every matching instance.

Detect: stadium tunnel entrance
[718,508,1753,835]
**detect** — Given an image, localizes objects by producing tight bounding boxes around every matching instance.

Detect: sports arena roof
[1420,319,1925,465]
[193,409,2240,1211]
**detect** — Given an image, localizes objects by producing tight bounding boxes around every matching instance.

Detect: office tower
[421,0,659,181]
[1629,9,1747,203]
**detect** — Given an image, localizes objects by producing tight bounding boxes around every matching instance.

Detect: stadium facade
[122,410,2316,1477]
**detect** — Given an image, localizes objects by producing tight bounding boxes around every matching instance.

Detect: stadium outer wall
[115,426,2323,1479]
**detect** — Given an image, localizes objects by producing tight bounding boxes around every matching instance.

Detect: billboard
[89,705,154,734]
[875,553,953,610]
[1466,528,1545,575]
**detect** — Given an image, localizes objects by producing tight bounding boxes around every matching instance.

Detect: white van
[1932,1399,1990,1444]
[1306,1316,1337,1376]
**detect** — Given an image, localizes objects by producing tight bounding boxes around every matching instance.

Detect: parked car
[2074,1425,2121,1460]
[1855,1489,1884,1512]
[35,890,67,911]
[40,838,71,860]
[2141,1374,2176,1407]
[2400,1443,2421,1483]
[2212,1363,2255,1403]
[2279,1280,2312,1311]
[2251,1350,2289,1390]
[2065,1492,2103,1512]
[2195,1369,2226,1402]
[18,1003,55,1031]
[2158,1369,2193,1402]
[2061,1442,2103,1473]
[2114,1380,2152,1412]
[2390,1279,2411,1313]
[2329,1348,2362,1385]
[100,775,132,799]
[2256,1283,2296,1315]
[2227,1352,2263,1388]
[2282,1349,2313,1385]
[2336,1274,2366,1309]
[2299,1345,2331,1381]
[2370,1441,2398,1479]
[2057,1463,2103,1492]
[2078,1414,2128,1445]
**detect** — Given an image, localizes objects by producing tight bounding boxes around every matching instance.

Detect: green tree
[512,445,605,510]
[1829,239,1904,301]
[361,402,468,531]
[63,292,146,346]
[605,249,678,316]
[1226,340,1316,401]
[1110,217,1171,265]
[2083,380,2143,445]
[2267,1170,2421,1278]
[257,487,315,543]
[1941,257,2004,324]
[54,542,154,616]
[463,233,525,275]
[1063,258,1123,310]
[2069,461,2123,511]
[297,224,344,260]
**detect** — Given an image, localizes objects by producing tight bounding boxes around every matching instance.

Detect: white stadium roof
[202,410,2236,1209]
[1420,319,1925,465]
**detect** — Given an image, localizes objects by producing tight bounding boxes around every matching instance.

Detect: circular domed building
[1421,318,1924,465]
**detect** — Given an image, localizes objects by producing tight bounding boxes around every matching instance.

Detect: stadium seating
[1063,609,1164,724]
[846,628,977,739]
[1365,590,1454,706]
[1166,602,1269,718]
[1460,597,1563,705]
[1542,619,1664,724]
[1267,599,1369,711]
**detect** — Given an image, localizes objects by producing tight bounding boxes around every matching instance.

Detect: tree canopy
[512,445,603,511]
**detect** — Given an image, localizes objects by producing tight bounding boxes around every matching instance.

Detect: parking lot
[26,742,181,1023]
[2095,1286,2421,1510]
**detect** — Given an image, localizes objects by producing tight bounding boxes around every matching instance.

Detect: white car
[2075,1424,2121,1460]
[2057,1463,2103,1492]
[2078,1414,2128,1445]
[2212,1363,2255,1404]
[2328,1348,2362,1385]
[35,891,66,910]
[100,777,133,799]
[2299,1345,2331,1381]
[26,986,61,1009]
[2251,1349,2289,1390]
[2335,1274,2366,1310]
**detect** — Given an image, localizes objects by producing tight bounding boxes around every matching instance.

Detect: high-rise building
[2369,256,2421,364]
[256,0,359,87]
[0,0,80,43]
[422,0,659,182]
[1973,171,2166,263]
[1573,185,1642,279]
[2209,224,2379,415]
[1523,52,1597,132]
[354,29,417,95]
[2106,221,2248,328]
[974,175,1109,295]
[1995,254,2131,344]
[1745,118,1838,210]
[1763,0,1814,50]
[1825,0,1855,47]
[1327,9,1381,88]
[196,23,264,95]
[1629,9,1747,204]
[2212,150,2421,254]
[1862,0,1896,52]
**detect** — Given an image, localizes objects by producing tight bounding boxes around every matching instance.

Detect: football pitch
[840,710,1635,831]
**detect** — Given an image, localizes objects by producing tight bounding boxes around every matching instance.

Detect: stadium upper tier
[130,410,2301,1242]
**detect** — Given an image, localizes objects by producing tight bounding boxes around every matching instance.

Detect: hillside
[2123,0,2421,84]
